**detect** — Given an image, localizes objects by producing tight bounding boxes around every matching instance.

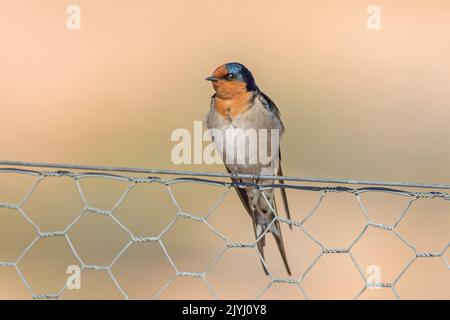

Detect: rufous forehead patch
[212,64,228,78]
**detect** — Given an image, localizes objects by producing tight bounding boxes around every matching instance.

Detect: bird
[205,62,292,275]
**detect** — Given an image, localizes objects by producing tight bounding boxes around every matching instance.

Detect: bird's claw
[230,170,239,181]
[252,171,262,185]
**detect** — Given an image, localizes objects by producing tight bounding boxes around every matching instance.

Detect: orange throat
[214,91,253,120]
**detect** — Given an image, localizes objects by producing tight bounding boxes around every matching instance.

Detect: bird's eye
[227,73,236,80]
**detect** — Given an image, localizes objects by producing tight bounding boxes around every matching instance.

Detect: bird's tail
[269,219,292,275]
[255,230,270,275]
[254,217,291,276]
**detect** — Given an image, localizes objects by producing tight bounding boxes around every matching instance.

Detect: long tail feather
[256,234,269,275]
[270,219,292,275]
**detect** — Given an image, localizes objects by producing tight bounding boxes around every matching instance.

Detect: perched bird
[205,62,292,275]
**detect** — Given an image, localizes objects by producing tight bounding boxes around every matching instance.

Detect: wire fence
[0,161,449,299]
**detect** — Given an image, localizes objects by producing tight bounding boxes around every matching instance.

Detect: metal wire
[1,160,450,190]
[0,161,448,300]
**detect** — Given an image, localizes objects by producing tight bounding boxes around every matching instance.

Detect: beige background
[0,0,449,299]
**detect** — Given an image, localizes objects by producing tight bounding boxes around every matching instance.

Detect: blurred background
[0,0,449,299]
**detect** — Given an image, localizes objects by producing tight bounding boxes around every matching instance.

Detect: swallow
[205,62,292,275]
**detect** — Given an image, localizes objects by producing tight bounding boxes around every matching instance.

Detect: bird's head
[206,62,257,99]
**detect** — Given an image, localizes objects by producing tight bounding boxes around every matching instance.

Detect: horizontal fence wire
[1,160,450,190]
[0,161,448,300]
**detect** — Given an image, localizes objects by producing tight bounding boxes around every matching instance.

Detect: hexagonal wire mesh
[0,161,449,300]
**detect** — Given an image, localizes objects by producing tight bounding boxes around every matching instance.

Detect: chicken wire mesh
[0,161,449,300]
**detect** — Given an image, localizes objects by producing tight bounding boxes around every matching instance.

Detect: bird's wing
[257,90,284,133]
[257,90,292,225]
[277,151,292,228]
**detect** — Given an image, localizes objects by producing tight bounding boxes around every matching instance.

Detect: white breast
[211,124,279,173]
[205,95,282,174]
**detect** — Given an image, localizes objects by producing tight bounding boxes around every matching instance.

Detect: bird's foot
[251,171,262,186]
[229,169,239,181]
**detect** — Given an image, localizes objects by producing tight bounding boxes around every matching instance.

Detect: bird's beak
[205,76,220,82]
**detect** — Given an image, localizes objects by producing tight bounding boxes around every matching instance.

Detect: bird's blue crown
[225,62,257,91]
